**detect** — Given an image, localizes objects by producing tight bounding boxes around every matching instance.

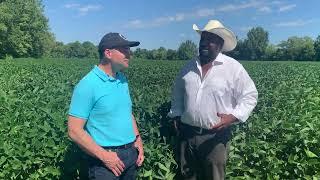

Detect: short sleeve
[68,80,94,120]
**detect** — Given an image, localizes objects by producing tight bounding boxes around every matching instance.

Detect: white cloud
[124,0,300,29]
[279,4,296,12]
[275,19,313,27]
[195,8,215,17]
[64,3,102,16]
[179,33,186,37]
[252,16,258,20]
[258,6,272,13]
[124,7,215,29]
[125,20,144,28]
[150,9,214,26]
[217,1,262,12]
[64,3,80,8]
[124,14,184,28]
[154,16,175,24]
[79,5,102,13]
[175,13,186,21]
[271,1,283,5]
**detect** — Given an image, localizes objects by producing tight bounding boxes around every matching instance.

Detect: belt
[180,122,217,135]
[102,141,135,149]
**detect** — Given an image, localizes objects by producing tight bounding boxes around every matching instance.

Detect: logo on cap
[119,33,127,40]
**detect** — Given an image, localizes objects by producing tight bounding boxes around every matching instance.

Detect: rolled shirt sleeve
[231,66,258,122]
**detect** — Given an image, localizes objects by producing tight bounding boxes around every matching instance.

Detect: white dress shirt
[168,53,258,129]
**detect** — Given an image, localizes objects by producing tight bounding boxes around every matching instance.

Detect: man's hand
[173,120,179,131]
[100,151,125,176]
[172,116,181,135]
[134,136,144,167]
[211,113,238,130]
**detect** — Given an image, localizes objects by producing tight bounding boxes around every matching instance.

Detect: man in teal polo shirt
[68,32,144,180]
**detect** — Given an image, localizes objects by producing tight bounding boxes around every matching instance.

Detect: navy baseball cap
[98,32,140,52]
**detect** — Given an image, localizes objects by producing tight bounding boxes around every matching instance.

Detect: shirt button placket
[196,78,203,114]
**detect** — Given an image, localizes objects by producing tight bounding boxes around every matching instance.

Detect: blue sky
[43,0,320,50]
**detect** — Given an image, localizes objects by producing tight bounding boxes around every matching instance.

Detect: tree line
[134,28,320,61]
[226,27,320,61]
[0,0,319,61]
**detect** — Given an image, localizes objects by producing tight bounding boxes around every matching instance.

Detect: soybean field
[0,58,319,179]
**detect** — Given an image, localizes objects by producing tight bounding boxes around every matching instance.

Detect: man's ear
[104,49,112,59]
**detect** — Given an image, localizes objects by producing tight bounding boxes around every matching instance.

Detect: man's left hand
[134,136,144,167]
[211,113,238,130]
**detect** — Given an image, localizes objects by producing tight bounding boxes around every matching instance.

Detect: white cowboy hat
[193,20,237,52]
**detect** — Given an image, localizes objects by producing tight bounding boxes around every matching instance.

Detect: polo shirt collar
[93,65,117,82]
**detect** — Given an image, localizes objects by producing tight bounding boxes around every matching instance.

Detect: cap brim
[110,41,140,48]
[128,41,140,47]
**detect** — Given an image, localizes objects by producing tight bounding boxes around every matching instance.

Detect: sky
[43,0,320,50]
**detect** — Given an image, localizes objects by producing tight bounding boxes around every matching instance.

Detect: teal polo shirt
[69,65,136,147]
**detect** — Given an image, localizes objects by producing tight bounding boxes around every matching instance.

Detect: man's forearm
[69,128,105,160]
[131,114,140,137]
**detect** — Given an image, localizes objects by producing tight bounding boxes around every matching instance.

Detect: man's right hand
[173,120,179,131]
[173,117,181,135]
[100,151,125,176]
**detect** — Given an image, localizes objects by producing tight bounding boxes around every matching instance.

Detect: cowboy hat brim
[193,24,237,52]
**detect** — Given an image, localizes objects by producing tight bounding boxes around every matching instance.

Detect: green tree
[166,49,178,60]
[279,36,315,61]
[0,0,54,58]
[263,44,278,61]
[226,39,249,60]
[245,27,269,60]
[65,41,86,58]
[177,40,197,60]
[154,47,167,60]
[82,41,98,59]
[49,41,66,58]
[148,49,156,60]
[134,48,146,59]
[314,35,320,61]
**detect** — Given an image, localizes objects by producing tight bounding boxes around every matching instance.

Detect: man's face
[199,31,224,65]
[108,46,131,70]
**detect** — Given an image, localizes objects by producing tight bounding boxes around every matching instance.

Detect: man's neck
[200,59,214,67]
[199,52,220,66]
[98,64,117,78]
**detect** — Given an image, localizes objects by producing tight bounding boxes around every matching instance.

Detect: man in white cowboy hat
[168,20,258,180]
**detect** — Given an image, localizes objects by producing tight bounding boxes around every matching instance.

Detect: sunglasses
[112,47,132,56]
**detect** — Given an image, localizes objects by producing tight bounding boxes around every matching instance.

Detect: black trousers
[176,123,231,180]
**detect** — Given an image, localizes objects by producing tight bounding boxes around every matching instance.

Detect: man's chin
[199,57,211,64]
[121,63,129,69]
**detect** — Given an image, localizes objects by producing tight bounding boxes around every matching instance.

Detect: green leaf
[143,170,152,177]
[305,149,318,158]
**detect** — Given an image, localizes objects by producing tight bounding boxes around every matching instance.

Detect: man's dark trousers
[87,145,138,180]
[176,123,231,180]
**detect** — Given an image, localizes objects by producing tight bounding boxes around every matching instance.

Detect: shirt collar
[195,53,224,66]
[92,65,117,82]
